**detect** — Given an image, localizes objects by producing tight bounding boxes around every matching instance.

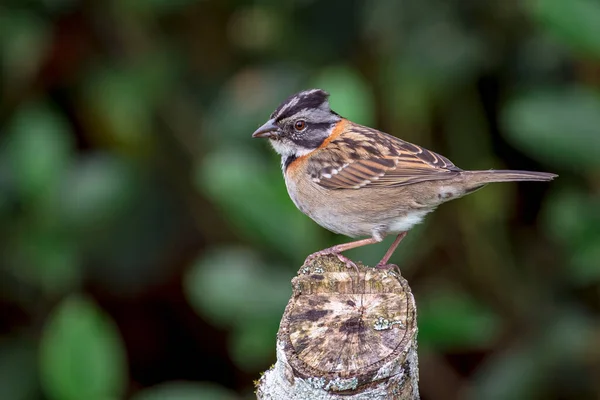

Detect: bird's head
[252,89,341,159]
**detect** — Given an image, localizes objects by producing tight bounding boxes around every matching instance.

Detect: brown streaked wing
[394,138,458,170]
[313,123,462,190]
[314,158,395,189]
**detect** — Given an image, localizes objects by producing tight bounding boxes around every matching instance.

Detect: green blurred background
[1,0,599,399]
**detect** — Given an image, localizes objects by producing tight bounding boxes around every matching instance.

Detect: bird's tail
[464,169,558,186]
[467,169,558,183]
[464,170,558,187]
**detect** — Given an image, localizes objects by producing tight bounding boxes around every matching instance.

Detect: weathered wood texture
[256,255,419,399]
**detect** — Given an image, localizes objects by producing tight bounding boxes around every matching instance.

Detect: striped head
[252,89,341,162]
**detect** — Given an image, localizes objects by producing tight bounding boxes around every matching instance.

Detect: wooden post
[256,255,419,399]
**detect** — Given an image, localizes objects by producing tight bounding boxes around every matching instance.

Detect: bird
[252,89,557,270]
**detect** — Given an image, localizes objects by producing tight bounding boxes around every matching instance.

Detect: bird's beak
[252,119,278,138]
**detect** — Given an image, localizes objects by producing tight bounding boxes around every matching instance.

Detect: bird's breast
[283,166,435,238]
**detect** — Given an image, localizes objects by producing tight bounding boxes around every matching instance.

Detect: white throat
[269,139,312,159]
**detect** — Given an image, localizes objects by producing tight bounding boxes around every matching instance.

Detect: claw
[303,249,358,273]
[375,263,402,276]
[335,253,358,270]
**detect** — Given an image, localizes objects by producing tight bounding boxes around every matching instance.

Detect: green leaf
[131,381,237,400]
[502,87,600,169]
[311,66,375,126]
[81,56,177,151]
[542,188,600,247]
[418,288,501,350]
[40,295,127,400]
[196,147,323,259]
[5,103,74,202]
[60,154,137,231]
[229,319,278,372]
[542,188,600,284]
[528,0,600,58]
[185,247,284,371]
[570,241,600,284]
[184,247,290,328]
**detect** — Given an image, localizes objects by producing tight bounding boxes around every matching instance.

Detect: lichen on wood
[257,255,419,399]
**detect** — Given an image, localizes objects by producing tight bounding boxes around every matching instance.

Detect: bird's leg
[303,237,381,270]
[375,232,408,271]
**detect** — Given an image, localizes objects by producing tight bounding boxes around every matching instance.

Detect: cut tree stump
[256,255,419,399]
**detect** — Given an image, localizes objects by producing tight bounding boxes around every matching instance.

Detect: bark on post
[256,255,419,399]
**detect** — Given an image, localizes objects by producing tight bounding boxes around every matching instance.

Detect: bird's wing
[309,122,461,190]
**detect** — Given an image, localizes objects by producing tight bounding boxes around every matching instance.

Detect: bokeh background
[1,0,599,399]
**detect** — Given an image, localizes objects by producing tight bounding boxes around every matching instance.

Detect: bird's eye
[294,120,306,131]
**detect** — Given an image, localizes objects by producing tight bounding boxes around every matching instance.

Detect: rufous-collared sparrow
[252,89,557,270]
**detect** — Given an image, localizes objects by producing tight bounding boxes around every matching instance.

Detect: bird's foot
[303,249,358,271]
[375,263,401,275]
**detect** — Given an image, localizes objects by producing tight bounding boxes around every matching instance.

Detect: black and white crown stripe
[270,89,331,122]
